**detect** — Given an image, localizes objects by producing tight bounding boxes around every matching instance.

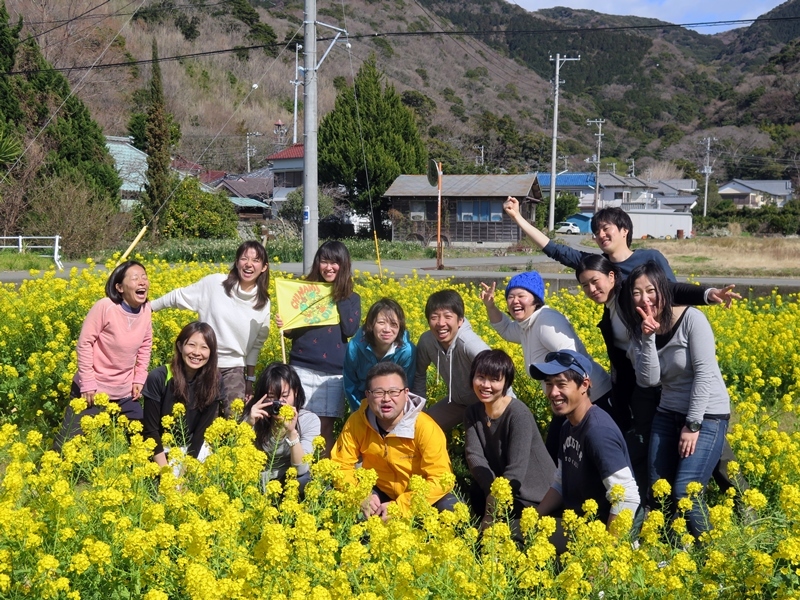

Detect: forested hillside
[5,0,800,191]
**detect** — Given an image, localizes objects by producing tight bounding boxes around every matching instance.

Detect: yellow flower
[652,479,672,500]
[490,477,513,509]
[279,404,295,421]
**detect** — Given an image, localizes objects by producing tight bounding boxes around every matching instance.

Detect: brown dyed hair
[222,241,270,310]
[305,240,353,301]
[171,322,220,411]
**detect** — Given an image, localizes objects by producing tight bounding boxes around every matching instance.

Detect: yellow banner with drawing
[275,278,338,331]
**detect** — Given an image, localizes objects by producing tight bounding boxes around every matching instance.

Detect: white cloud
[508,0,783,32]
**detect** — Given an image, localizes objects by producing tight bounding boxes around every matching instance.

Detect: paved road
[3,245,800,295]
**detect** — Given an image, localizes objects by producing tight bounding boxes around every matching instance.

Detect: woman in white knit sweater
[151,241,271,413]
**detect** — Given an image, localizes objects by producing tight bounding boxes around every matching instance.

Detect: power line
[6,15,800,77]
[18,1,227,26]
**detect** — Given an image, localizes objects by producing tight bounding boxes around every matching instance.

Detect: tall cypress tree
[141,38,172,241]
[318,56,427,237]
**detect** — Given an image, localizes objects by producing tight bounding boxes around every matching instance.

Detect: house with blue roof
[105,136,148,211]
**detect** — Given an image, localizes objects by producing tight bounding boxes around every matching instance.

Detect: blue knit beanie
[505,271,545,304]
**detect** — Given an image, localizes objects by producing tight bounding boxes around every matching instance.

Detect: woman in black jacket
[142,322,223,469]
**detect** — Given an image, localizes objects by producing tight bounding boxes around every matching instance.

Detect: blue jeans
[649,410,728,537]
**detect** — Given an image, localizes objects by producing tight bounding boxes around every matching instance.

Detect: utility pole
[246,131,262,173]
[558,154,570,172]
[547,53,580,231]
[701,137,717,217]
[586,119,605,213]
[291,43,303,144]
[301,6,347,273]
[626,157,635,177]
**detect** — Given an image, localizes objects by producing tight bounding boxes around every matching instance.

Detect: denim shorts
[295,366,345,418]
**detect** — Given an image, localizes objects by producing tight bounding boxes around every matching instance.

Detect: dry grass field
[635,236,800,277]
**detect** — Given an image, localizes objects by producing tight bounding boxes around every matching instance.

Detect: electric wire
[145,23,305,225]
[0,0,150,186]
[6,15,800,77]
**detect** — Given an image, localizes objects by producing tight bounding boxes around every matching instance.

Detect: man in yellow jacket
[331,362,457,519]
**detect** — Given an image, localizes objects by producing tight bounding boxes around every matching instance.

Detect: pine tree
[0,4,119,235]
[318,56,427,237]
[141,39,172,241]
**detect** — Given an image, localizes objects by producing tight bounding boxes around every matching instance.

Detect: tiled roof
[228,197,268,209]
[105,136,148,193]
[216,177,273,198]
[384,174,541,199]
[536,172,595,188]
[266,143,304,160]
[725,179,793,197]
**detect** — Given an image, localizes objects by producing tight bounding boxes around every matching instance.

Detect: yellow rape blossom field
[1,258,800,599]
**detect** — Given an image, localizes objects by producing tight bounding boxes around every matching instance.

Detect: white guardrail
[0,235,64,270]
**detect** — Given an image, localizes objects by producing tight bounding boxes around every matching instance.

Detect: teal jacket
[343,327,416,412]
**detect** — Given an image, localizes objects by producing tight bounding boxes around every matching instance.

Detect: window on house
[410,201,426,221]
[490,200,503,221]
[458,201,474,221]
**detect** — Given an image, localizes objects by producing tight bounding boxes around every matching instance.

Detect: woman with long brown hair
[276,241,361,454]
[142,321,224,466]
[151,241,270,413]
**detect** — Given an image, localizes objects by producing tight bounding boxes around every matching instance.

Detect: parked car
[555,221,580,234]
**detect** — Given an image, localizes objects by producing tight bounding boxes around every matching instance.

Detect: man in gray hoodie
[412,289,495,432]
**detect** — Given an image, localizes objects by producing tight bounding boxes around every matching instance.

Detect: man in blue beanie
[480,271,613,461]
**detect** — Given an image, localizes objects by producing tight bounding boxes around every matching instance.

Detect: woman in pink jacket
[53,261,153,451]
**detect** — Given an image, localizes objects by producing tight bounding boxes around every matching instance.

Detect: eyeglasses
[367,388,407,399]
[545,351,589,378]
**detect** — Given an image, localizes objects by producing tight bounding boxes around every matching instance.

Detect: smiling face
[366,373,408,429]
[319,259,340,283]
[115,265,149,308]
[593,221,629,255]
[236,248,267,291]
[180,331,211,376]
[373,310,401,347]
[631,274,660,319]
[544,372,591,425]
[506,288,539,321]
[428,308,464,350]
[473,372,506,406]
[578,269,617,305]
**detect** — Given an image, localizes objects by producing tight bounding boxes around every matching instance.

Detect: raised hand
[708,285,741,309]
[247,394,273,423]
[503,196,520,218]
[636,300,659,336]
[479,282,497,308]
[275,314,284,328]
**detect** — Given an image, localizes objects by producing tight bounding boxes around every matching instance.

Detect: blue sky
[510,0,785,32]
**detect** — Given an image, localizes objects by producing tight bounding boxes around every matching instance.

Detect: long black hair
[171,322,220,411]
[222,241,270,310]
[245,363,306,450]
[105,260,147,304]
[305,240,354,301]
[575,254,621,303]
[619,261,675,340]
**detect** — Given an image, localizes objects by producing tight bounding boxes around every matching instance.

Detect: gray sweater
[628,307,730,422]
[412,319,491,406]
[464,398,554,505]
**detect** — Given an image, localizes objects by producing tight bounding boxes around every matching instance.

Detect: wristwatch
[286,435,300,447]
[245,375,256,383]
[685,420,702,433]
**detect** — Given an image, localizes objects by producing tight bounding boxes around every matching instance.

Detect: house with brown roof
[384,174,542,247]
